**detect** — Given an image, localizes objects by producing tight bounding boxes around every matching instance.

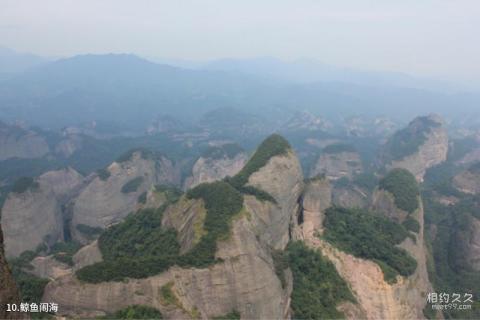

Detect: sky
[1,0,479,83]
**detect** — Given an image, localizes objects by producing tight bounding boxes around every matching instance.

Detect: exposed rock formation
[246,149,304,249]
[2,185,62,257]
[465,218,480,271]
[299,177,331,239]
[453,165,480,194]
[384,114,448,182]
[71,151,178,242]
[183,148,247,190]
[300,197,432,320]
[0,224,23,319]
[371,189,409,223]
[2,168,83,257]
[43,139,303,319]
[310,146,362,180]
[0,122,49,160]
[332,186,369,209]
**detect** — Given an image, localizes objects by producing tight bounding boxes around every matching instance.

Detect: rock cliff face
[246,149,304,249]
[465,218,480,271]
[384,114,448,182]
[2,168,83,257]
[183,151,247,190]
[332,186,369,209]
[0,224,23,319]
[300,197,432,320]
[453,165,480,194]
[0,122,50,160]
[43,140,303,319]
[298,177,331,239]
[371,189,409,223]
[310,149,362,180]
[71,151,178,242]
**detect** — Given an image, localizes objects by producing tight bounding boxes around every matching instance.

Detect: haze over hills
[0,48,479,131]
[1,45,480,320]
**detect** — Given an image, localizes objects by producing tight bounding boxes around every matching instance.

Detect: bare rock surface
[2,168,83,257]
[386,114,448,182]
[71,151,177,241]
[183,152,247,190]
[310,151,362,180]
[0,122,49,160]
[0,224,23,319]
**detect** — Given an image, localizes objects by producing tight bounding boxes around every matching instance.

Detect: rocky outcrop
[183,150,247,190]
[0,122,50,160]
[2,184,62,257]
[246,149,304,249]
[465,218,480,271]
[310,147,362,180]
[299,177,332,239]
[0,224,23,319]
[42,138,303,319]
[332,186,369,209]
[2,168,83,257]
[453,165,480,194]
[301,198,432,320]
[384,114,448,182]
[371,189,409,223]
[72,240,103,270]
[70,151,178,242]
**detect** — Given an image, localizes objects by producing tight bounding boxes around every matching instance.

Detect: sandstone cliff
[384,114,448,182]
[70,150,178,242]
[0,224,23,319]
[453,164,480,194]
[2,168,83,257]
[0,122,49,160]
[310,145,362,180]
[183,146,247,190]
[42,138,303,319]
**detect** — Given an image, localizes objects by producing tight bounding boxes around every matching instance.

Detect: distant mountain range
[0,47,479,131]
[0,46,49,74]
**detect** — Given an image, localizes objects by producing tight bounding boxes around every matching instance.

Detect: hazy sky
[1,0,479,82]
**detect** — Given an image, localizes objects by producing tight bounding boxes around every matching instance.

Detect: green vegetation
[76,207,180,283]
[121,176,144,193]
[77,181,243,282]
[322,143,356,154]
[287,241,354,319]
[101,305,163,319]
[202,143,244,160]
[9,253,49,303]
[324,207,417,283]
[11,177,39,193]
[179,181,243,267]
[159,282,181,307]
[353,172,378,192]
[332,176,350,188]
[212,310,241,320]
[402,217,420,233]
[51,241,82,266]
[76,224,103,239]
[96,168,111,181]
[229,134,290,188]
[379,169,419,213]
[388,116,440,160]
[272,249,289,288]
[137,191,147,204]
[154,185,183,203]
[423,192,480,319]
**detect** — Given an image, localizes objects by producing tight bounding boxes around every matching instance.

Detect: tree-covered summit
[379,168,420,213]
[229,134,291,188]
